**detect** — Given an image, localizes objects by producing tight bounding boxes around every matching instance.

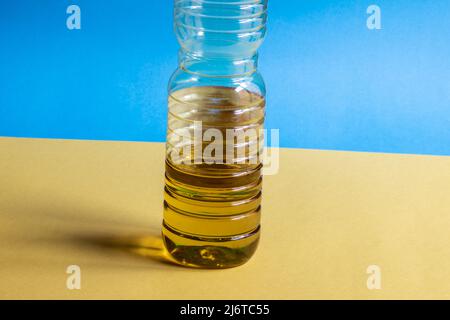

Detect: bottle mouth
[178,0,266,3]
[175,0,267,9]
[175,0,268,18]
[179,51,258,77]
[174,0,267,33]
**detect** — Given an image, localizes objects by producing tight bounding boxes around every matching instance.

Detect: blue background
[1,0,449,155]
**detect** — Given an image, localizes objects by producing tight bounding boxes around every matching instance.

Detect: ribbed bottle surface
[174,0,267,57]
[163,0,267,268]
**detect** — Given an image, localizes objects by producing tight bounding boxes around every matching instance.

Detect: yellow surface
[1,137,450,299]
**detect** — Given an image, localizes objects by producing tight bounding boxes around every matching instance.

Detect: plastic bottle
[162,0,267,268]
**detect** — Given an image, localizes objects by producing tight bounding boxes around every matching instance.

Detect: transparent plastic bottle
[162,0,268,268]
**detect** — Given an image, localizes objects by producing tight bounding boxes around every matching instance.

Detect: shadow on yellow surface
[0,171,179,271]
[71,233,176,267]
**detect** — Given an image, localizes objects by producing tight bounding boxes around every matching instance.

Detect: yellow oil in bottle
[162,86,265,268]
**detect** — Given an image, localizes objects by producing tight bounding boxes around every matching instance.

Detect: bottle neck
[179,50,258,78]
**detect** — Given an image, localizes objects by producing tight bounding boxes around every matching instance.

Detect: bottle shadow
[72,232,179,268]
[2,182,183,269]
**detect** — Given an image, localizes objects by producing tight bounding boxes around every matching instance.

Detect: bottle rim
[175,0,267,6]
